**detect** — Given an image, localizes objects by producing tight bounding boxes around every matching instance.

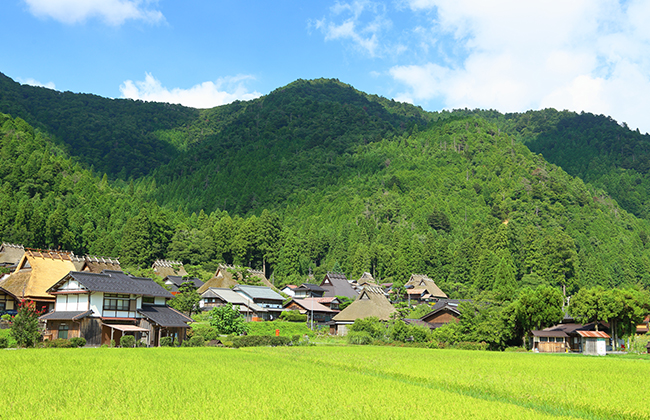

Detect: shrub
[231,335,291,348]
[430,321,462,345]
[135,340,147,348]
[1,314,11,322]
[279,310,308,322]
[347,331,372,345]
[70,337,86,347]
[10,300,41,347]
[451,341,489,351]
[504,346,528,352]
[110,339,116,348]
[246,320,315,337]
[0,337,7,348]
[191,324,218,341]
[209,304,248,335]
[160,337,174,347]
[187,335,205,347]
[350,317,387,340]
[120,335,136,348]
[44,338,76,348]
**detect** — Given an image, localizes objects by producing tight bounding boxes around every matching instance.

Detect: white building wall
[90,292,103,316]
[154,297,166,305]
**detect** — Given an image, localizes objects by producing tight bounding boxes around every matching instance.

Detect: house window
[0,302,4,311]
[540,337,548,342]
[58,324,69,340]
[104,294,131,311]
[142,297,155,304]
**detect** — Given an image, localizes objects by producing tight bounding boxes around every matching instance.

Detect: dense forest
[2,73,650,301]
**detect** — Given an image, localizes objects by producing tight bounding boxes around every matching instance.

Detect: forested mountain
[2,73,650,299]
[456,108,650,221]
[141,78,434,214]
[0,72,198,178]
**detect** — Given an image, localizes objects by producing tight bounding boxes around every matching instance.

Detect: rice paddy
[1,346,647,419]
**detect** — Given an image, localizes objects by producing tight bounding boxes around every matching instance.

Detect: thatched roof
[152,260,187,278]
[405,274,448,299]
[0,243,24,265]
[332,285,396,322]
[82,255,121,273]
[197,265,272,294]
[0,249,77,300]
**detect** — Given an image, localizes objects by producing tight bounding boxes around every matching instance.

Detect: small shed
[578,331,610,356]
[530,330,568,353]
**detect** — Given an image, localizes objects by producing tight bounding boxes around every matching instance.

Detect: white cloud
[316,1,391,57]
[387,0,650,133]
[23,0,164,25]
[17,78,56,90]
[119,73,262,108]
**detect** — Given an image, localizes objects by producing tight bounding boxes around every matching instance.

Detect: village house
[330,285,396,335]
[163,275,204,295]
[419,300,466,329]
[293,283,325,299]
[539,321,611,354]
[232,285,285,321]
[281,284,298,297]
[0,243,24,272]
[316,296,341,311]
[198,287,267,321]
[152,259,187,278]
[319,272,358,300]
[0,249,80,312]
[198,264,274,293]
[40,270,192,346]
[284,297,338,324]
[404,274,448,303]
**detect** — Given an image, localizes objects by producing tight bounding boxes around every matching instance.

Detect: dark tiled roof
[164,275,204,290]
[295,283,325,292]
[320,272,358,299]
[531,330,568,338]
[50,270,172,298]
[40,310,93,321]
[420,299,471,322]
[138,305,192,328]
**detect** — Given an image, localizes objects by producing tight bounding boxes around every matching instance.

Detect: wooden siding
[423,310,458,324]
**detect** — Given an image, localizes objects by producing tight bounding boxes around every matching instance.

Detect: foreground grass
[1,346,647,419]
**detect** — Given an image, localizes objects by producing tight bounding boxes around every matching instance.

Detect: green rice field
[1,346,648,419]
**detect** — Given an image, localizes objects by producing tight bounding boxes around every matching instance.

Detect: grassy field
[1,346,648,419]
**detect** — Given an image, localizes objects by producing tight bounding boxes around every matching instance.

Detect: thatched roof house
[0,243,24,268]
[152,260,187,278]
[330,285,396,335]
[0,249,78,312]
[405,274,448,300]
[197,265,273,294]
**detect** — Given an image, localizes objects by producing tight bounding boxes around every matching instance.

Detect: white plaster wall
[90,292,103,316]
[79,294,89,310]
[155,297,166,305]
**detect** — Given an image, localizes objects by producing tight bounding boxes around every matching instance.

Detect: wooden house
[293,283,325,299]
[233,285,285,321]
[40,270,192,346]
[0,249,79,312]
[284,298,338,324]
[330,285,396,335]
[420,300,466,329]
[152,259,187,278]
[319,272,358,300]
[197,264,274,293]
[541,322,610,353]
[530,330,568,353]
[199,287,266,321]
[316,296,341,311]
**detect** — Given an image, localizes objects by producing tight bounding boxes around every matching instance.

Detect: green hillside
[142,78,434,214]
[1,75,650,298]
[0,72,198,178]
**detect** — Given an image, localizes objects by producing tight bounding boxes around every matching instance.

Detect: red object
[275,329,279,337]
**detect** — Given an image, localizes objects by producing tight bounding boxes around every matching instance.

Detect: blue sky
[3,1,650,132]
